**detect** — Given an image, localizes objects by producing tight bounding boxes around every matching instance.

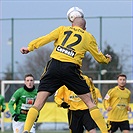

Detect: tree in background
[16,48,52,80]
[2,66,12,80]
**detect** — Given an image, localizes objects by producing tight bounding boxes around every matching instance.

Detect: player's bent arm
[27,26,62,52]
[87,41,111,64]
[8,90,21,116]
[8,98,16,116]
[92,51,111,64]
[126,91,131,112]
[103,99,110,111]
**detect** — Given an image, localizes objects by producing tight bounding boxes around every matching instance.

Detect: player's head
[117,74,127,88]
[72,17,86,30]
[24,74,35,89]
[117,73,127,80]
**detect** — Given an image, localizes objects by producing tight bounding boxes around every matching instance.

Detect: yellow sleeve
[54,86,64,106]
[95,88,102,99]
[103,99,109,110]
[27,26,62,51]
[85,36,110,64]
[127,89,131,104]
[103,90,111,110]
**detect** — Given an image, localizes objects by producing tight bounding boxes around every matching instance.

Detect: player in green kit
[0,94,6,129]
[0,95,6,113]
[8,74,37,133]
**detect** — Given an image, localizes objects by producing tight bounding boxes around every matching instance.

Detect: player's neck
[118,85,125,90]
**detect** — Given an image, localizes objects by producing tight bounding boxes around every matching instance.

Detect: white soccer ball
[67,7,84,22]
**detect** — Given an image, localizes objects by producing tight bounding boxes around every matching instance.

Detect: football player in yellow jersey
[55,85,97,133]
[103,74,131,133]
[54,75,103,133]
[20,17,112,133]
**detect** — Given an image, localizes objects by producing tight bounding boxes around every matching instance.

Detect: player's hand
[20,47,29,54]
[127,106,131,112]
[13,114,19,122]
[105,54,112,62]
[107,106,112,112]
[61,102,70,109]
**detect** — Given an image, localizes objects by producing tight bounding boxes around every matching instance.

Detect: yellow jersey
[27,26,110,67]
[103,86,131,122]
[54,76,102,110]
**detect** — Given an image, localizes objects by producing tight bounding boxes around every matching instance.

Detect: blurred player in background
[0,94,6,114]
[54,75,103,133]
[103,74,131,133]
[8,74,37,133]
[0,94,6,129]
[21,10,112,133]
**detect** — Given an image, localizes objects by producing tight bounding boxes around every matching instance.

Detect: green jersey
[0,95,6,113]
[8,87,37,122]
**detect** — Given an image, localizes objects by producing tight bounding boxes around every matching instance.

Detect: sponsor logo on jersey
[56,45,75,57]
[69,93,81,102]
[104,94,110,100]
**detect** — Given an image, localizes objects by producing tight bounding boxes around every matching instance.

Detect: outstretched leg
[23,91,50,133]
[78,93,108,133]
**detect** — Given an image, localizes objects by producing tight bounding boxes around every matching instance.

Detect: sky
[0,0,132,79]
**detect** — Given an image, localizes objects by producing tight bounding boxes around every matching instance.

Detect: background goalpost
[1,80,133,132]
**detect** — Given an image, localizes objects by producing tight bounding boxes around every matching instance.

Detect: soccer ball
[67,7,84,22]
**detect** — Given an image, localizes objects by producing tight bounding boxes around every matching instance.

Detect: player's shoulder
[84,31,97,43]
[56,26,71,33]
[108,87,116,93]
[125,87,131,93]
[15,87,25,93]
[58,25,69,29]
[0,95,4,100]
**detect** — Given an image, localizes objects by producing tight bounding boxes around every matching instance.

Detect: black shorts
[68,109,97,133]
[38,59,90,95]
[109,120,130,132]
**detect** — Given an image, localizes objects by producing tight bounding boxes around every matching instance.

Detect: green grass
[0,130,131,133]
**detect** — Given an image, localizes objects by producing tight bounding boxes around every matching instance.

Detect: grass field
[0,130,131,133]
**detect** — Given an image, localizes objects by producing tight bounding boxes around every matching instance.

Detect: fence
[0,16,132,80]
